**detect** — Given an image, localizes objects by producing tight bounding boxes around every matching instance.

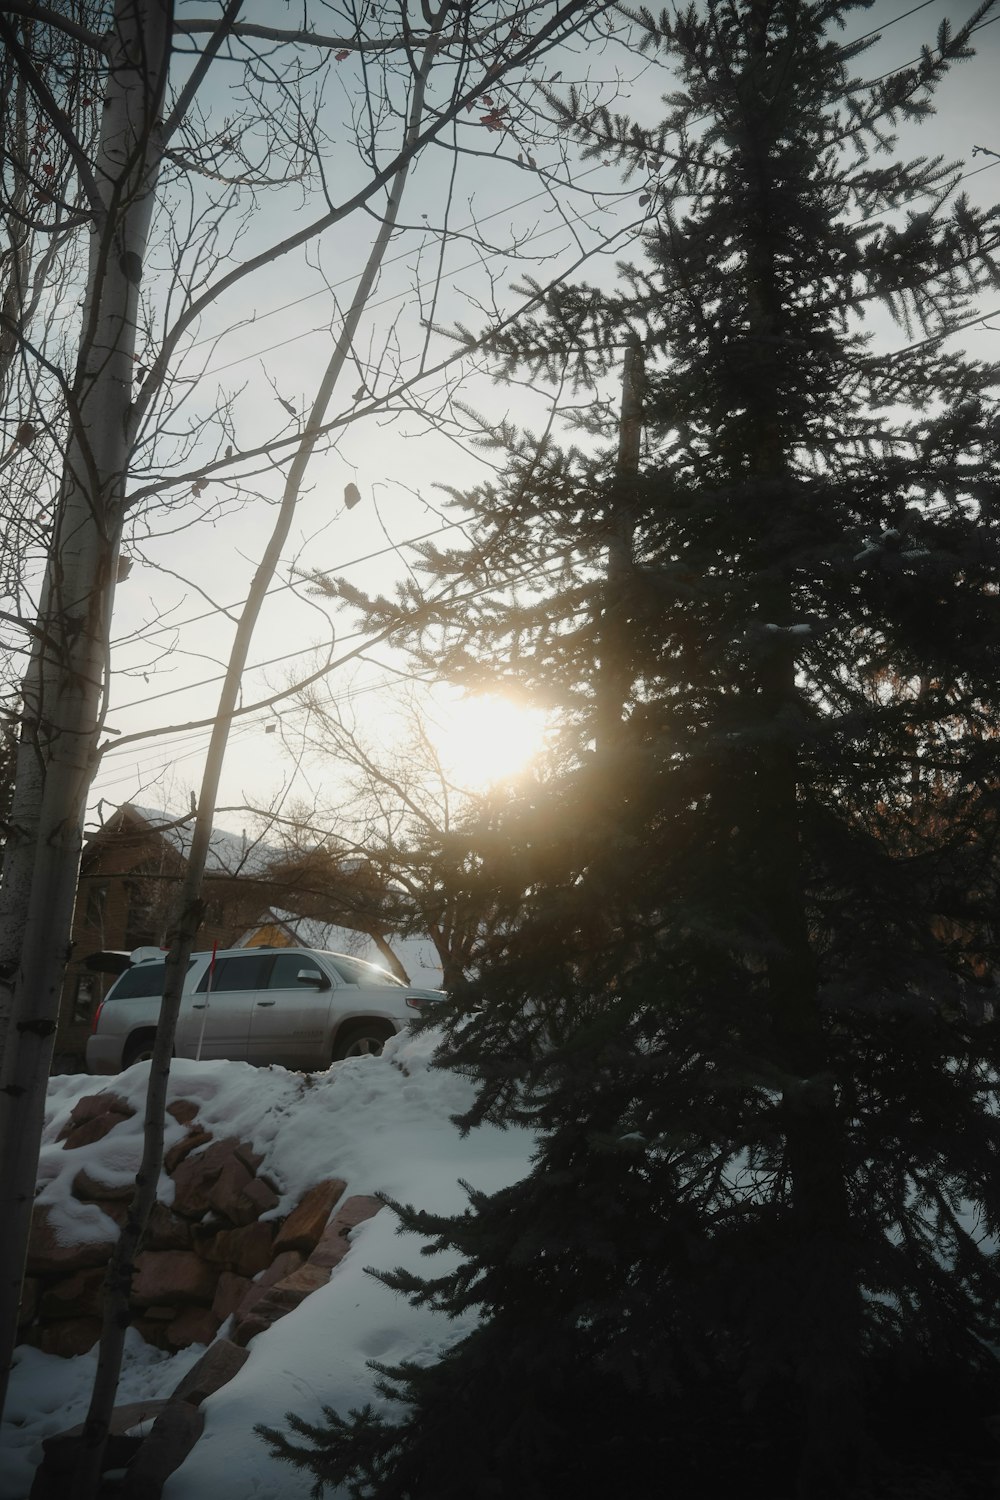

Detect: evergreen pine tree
[262,3,1000,1495]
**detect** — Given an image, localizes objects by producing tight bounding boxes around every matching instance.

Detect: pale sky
[85,0,1000,834]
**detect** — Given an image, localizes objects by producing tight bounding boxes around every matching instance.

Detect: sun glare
[432,694,546,790]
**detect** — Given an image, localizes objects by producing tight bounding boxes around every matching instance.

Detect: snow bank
[2,1031,535,1499]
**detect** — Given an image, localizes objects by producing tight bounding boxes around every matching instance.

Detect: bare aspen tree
[0,6,173,1422]
[0,3,102,786]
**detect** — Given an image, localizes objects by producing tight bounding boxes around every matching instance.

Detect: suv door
[246,951,335,1069]
[175,951,273,1061]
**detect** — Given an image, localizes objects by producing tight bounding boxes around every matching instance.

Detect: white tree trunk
[0,0,172,1420]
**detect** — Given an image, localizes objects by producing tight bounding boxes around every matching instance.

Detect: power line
[91,719,263,796]
[177,3,961,388]
[865,302,1000,365]
[185,164,614,360]
[199,205,613,381]
[99,542,582,777]
[850,11,999,92]
[110,623,378,714]
[111,517,463,648]
[845,157,1000,229]
[103,664,401,764]
[91,674,404,794]
[197,0,951,358]
[846,0,937,48]
[205,152,999,383]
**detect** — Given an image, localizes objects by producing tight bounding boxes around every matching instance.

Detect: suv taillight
[405,996,428,1012]
[90,1002,105,1035]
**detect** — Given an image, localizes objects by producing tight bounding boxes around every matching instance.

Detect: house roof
[90,803,277,878]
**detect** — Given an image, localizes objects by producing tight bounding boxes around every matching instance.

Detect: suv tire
[332,1020,395,1060]
[122,1029,158,1069]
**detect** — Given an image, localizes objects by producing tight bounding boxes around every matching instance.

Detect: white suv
[86,946,443,1074]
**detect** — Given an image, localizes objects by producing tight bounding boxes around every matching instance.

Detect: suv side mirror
[297,968,329,988]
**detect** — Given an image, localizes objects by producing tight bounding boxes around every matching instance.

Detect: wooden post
[597,341,645,754]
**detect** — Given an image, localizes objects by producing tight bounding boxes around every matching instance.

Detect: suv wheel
[122,1029,158,1069]
[332,1021,395,1061]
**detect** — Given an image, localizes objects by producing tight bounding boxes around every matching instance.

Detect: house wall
[55,822,267,1072]
[243,923,293,949]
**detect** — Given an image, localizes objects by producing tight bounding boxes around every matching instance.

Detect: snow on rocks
[24,1101,294,1359]
[3,1030,536,1499]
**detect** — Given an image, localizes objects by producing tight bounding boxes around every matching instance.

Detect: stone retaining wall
[21,1089,380,1359]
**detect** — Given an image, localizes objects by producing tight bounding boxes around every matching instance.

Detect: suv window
[109,961,174,1000]
[196,953,272,993]
[324,953,404,987]
[269,953,327,988]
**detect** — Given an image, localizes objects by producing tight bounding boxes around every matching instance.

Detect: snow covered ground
[1,1031,535,1499]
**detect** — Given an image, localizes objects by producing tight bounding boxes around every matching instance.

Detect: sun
[430,692,546,790]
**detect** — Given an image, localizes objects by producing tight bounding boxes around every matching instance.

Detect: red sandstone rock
[165,1306,220,1350]
[170,1338,249,1406]
[230,1260,330,1345]
[309,1195,383,1271]
[27,1208,115,1276]
[60,1400,170,1440]
[169,1164,216,1219]
[94,1200,129,1229]
[198,1221,274,1277]
[169,1135,246,1215]
[56,1091,135,1140]
[192,1136,244,1172]
[166,1099,199,1125]
[31,1433,145,1498]
[143,1203,193,1251]
[211,1270,252,1322]
[71,1167,135,1203]
[239,1176,279,1217]
[263,1248,304,1282]
[132,1316,173,1350]
[267,1261,330,1309]
[207,1157,254,1223]
[118,1398,206,1499]
[234,1141,264,1173]
[229,1284,266,1325]
[164,1126,211,1176]
[60,1112,132,1150]
[231,1250,303,1324]
[39,1267,106,1321]
[230,1311,269,1348]
[132,1251,218,1308]
[272,1178,345,1254]
[34,1316,102,1357]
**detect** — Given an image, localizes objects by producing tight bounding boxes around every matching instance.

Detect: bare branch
[0,1,109,54]
[162,0,246,143]
[129,0,610,436]
[0,13,104,219]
